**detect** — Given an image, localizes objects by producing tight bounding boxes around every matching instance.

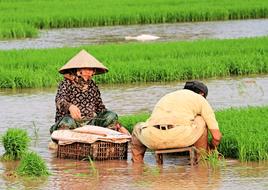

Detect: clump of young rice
[16,151,50,177]
[0,37,268,88]
[1,128,30,160]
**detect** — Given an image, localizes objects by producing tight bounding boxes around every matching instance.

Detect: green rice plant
[31,121,40,147]
[119,113,149,132]
[31,121,39,140]
[216,106,268,161]
[74,173,88,177]
[143,165,160,176]
[0,22,38,39]
[1,0,268,39]
[16,151,50,177]
[199,149,225,169]
[88,156,99,178]
[1,128,30,160]
[1,36,268,88]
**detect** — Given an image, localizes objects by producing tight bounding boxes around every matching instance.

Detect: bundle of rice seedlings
[16,151,50,177]
[1,128,30,160]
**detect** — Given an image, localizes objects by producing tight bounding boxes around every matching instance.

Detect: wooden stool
[154,146,197,165]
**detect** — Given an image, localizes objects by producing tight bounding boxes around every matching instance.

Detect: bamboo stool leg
[189,146,197,165]
[155,153,163,164]
[189,148,194,166]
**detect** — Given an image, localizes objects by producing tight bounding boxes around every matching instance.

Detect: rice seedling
[199,149,225,169]
[16,151,50,177]
[30,121,40,147]
[1,36,268,88]
[216,106,268,161]
[119,106,268,161]
[1,128,30,161]
[119,113,149,132]
[31,121,39,140]
[1,0,268,39]
[0,22,38,39]
[87,156,99,178]
[143,165,160,176]
[74,173,88,177]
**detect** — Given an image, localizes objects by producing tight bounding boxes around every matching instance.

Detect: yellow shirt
[146,89,219,130]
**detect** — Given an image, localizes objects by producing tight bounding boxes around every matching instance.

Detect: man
[131,81,222,163]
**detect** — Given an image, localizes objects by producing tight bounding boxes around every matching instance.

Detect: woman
[50,49,129,135]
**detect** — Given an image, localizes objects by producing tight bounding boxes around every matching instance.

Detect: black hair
[61,68,77,75]
[183,81,208,98]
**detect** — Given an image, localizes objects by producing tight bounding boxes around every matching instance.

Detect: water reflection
[221,161,268,190]
[48,154,223,190]
[0,19,268,50]
[2,153,267,189]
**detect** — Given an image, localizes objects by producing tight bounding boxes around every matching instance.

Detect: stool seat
[154,146,197,165]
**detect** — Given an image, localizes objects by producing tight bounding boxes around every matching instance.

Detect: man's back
[147,89,219,130]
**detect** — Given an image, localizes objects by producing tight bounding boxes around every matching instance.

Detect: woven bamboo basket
[57,141,128,161]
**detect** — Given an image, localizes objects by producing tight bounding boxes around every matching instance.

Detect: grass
[16,151,50,177]
[1,36,268,88]
[1,128,30,160]
[1,0,268,39]
[119,106,268,162]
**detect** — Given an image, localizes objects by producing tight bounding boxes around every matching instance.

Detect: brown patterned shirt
[55,77,106,122]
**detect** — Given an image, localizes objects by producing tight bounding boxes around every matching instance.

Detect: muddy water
[0,75,268,189]
[1,19,268,50]
[1,154,268,190]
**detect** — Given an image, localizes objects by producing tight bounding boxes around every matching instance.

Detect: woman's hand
[118,127,131,136]
[69,104,82,120]
[115,122,131,136]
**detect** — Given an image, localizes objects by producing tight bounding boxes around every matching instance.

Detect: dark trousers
[50,110,118,134]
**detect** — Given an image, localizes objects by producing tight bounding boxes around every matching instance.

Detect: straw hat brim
[59,49,108,75]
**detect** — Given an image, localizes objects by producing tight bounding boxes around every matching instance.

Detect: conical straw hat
[59,49,108,75]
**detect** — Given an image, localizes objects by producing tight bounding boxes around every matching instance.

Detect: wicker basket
[57,141,128,161]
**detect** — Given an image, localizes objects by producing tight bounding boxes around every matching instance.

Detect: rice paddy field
[1,36,268,88]
[1,1,268,189]
[1,0,268,39]
[1,77,268,189]
[119,106,268,162]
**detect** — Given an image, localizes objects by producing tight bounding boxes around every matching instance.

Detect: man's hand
[209,138,220,150]
[211,137,221,147]
[69,104,82,121]
[209,129,222,150]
